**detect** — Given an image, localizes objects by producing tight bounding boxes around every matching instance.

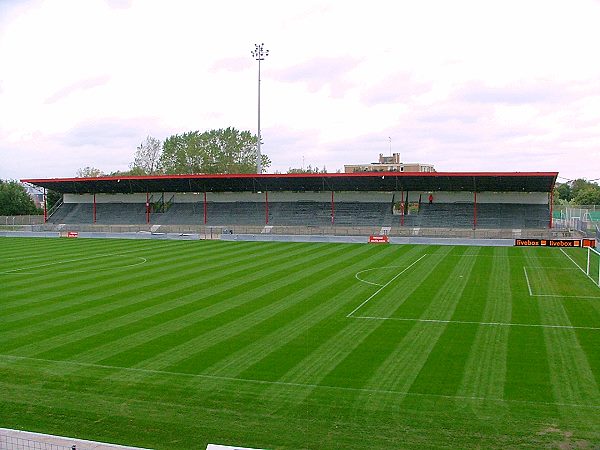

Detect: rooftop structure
[344,153,435,173]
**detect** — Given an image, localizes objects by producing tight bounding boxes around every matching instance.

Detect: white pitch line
[560,247,600,288]
[523,266,533,296]
[531,293,600,299]
[350,315,600,331]
[424,254,564,259]
[354,269,384,287]
[1,353,598,410]
[560,247,586,275]
[1,249,148,274]
[347,254,427,317]
[0,257,148,275]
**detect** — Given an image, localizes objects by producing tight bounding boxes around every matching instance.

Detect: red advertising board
[368,235,389,243]
[67,231,79,238]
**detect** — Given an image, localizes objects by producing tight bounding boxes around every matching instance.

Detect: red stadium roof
[22,171,558,194]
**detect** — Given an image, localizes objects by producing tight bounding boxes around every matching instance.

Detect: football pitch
[1,236,599,449]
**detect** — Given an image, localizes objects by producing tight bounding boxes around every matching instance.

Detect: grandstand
[22,172,559,237]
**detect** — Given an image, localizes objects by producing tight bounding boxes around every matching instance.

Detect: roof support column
[331,191,335,225]
[473,191,477,230]
[146,192,150,224]
[93,193,97,224]
[400,189,405,227]
[43,188,47,223]
[549,190,553,229]
[203,192,207,224]
[265,191,269,225]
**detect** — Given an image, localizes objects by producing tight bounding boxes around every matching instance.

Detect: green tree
[287,164,327,174]
[160,127,271,174]
[130,136,163,175]
[573,186,600,205]
[0,180,40,215]
[555,182,572,202]
[76,166,104,178]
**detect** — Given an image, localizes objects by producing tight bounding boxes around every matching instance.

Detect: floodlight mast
[251,43,269,174]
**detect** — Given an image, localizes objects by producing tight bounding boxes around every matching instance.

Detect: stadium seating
[412,203,550,228]
[47,200,549,230]
[47,203,93,223]
[48,203,147,224]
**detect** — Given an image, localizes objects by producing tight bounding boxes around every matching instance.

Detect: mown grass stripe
[456,247,512,416]
[197,246,421,381]
[408,248,487,397]
[31,242,356,372]
[1,240,305,329]
[504,250,555,405]
[0,239,286,313]
[357,249,479,411]
[2,354,598,410]
[17,242,343,362]
[107,243,386,379]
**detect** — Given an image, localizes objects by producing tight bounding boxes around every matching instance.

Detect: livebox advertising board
[514,238,581,247]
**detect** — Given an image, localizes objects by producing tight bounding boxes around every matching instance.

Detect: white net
[586,246,600,287]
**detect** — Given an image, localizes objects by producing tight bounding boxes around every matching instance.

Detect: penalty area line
[523,266,533,296]
[350,315,600,331]
[347,254,427,318]
[0,353,598,410]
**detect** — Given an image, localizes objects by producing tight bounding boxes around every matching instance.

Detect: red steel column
[400,190,405,227]
[331,191,335,225]
[549,190,554,228]
[146,192,150,224]
[265,191,269,224]
[93,193,97,223]
[43,188,47,223]
[473,191,478,230]
[203,192,207,224]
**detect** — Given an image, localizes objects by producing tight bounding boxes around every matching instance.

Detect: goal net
[585,246,600,287]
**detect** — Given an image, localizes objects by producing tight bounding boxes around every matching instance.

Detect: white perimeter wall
[63,191,549,204]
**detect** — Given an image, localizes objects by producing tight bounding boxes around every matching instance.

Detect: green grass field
[1,237,599,449]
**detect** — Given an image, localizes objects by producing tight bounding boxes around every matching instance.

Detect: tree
[555,183,572,202]
[76,166,104,178]
[570,179,594,200]
[573,187,600,206]
[0,180,40,215]
[130,136,163,175]
[160,127,271,174]
[287,165,327,174]
[555,179,600,205]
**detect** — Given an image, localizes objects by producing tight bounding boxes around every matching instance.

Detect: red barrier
[368,235,389,243]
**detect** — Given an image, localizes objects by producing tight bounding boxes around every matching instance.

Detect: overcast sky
[1,0,599,182]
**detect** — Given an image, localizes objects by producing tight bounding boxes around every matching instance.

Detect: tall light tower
[251,43,269,174]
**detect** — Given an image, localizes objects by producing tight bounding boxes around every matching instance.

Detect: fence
[0,430,151,450]
[552,205,599,236]
[0,215,44,225]
[0,433,81,450]
[1,224,578,241]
